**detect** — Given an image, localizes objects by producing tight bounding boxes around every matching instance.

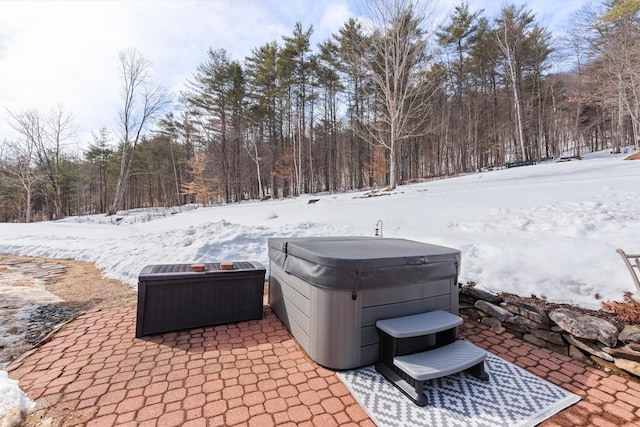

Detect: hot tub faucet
[375,220,383,237]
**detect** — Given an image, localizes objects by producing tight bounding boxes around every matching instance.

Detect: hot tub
[268,237,460,369]
[136,261,265,337]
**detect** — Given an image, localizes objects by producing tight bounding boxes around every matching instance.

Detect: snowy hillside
[1,149,639,309]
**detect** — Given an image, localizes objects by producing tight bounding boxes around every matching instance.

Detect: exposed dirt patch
[43,258,137,311]
[2,255,136,312]
[0,255,136,367]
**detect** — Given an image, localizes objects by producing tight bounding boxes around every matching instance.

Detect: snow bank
[0,150,638,309]
[0,371,33,427]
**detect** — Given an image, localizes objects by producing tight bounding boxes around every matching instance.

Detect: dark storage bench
[136,261,266,337]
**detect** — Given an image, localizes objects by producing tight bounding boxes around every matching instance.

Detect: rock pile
[461,285,640,379]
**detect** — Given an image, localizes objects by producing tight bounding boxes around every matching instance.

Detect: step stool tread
[393,340,487,381]
[376,310,462,338]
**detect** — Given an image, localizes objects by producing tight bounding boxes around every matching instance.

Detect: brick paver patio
[7,305,640,426]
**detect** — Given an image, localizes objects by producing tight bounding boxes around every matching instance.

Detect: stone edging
[460,285,640,379]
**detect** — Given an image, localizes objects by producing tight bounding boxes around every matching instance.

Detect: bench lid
[139,261,265,281]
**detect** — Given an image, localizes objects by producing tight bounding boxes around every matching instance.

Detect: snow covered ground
[0,148,639,424]
[2,149,639,308]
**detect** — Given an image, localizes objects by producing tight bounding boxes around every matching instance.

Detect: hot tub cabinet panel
[136,262,265,338]
[268,237,460,370]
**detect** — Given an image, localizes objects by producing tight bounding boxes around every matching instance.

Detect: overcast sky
[0,0,592,151]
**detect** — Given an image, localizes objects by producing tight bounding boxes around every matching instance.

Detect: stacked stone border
[460,285,640,379]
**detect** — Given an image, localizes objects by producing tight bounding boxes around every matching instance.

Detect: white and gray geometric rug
[337,353,580,427]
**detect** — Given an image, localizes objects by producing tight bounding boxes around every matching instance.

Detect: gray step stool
[375,310,489,406]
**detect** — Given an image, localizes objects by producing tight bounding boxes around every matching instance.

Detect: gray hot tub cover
[268,237,460,294]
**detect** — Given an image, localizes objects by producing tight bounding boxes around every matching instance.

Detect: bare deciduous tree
[599,1,640,152]
[494,5,534,162]
[363,0,439,189]
[109,48,170,215]
[1,138,43,222]
[7,105,74,219]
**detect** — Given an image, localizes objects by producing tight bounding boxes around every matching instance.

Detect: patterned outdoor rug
[337,353,580,427]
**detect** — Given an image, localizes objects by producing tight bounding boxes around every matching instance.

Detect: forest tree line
[1,0,639,223]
